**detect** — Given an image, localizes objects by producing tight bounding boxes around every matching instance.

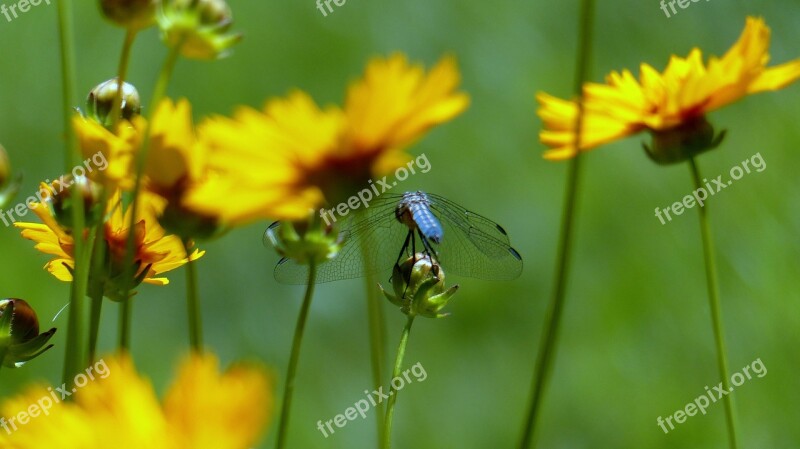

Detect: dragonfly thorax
[394,191,444,243]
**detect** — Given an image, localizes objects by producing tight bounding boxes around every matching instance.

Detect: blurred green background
[1,0,798,448]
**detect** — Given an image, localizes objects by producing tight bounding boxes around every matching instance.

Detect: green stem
[87,288,103,365]
[118,298,132,352]
[382,314,415,449]
[275,260,318,449]
[57,0,88,391]
[688,158,739,449]
[518,0,595,447]
[110,30,138,127]
[184,239,202,352]
[366,274,387,442]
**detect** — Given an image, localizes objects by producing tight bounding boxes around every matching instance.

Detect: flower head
[15,190,203,300]
[72,114,144,190]
[0,299,56,368]
[0,353,273,449]
[158,0,242,60]
[538,17,800,162]
[380,253,459,318]
[186,54,469,225]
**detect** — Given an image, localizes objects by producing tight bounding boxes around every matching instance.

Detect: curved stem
[689,158,739,449]
[275,260,318,449]
[57,0,88,391]
[518,0,595,447]
[382,314,415,449]
[183,239,202,352]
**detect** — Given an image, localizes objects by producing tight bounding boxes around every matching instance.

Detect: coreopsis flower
[15,189,202,300]
[158,0,242,60]
[72,114,144,190]
[0,353,273,449]
[537,17,800,163]
[186,53,469,225]
[145,98,219,239]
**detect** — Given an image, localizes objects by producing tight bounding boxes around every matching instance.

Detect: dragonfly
[265,191,523,284]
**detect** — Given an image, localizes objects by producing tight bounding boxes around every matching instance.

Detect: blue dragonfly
[265,191,523,284]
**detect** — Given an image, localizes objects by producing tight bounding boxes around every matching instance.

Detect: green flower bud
[99,0,158,30]
[265,217,343,266]
[380,254,459,318]
[158,0,242,60]
[0,299,57,368]
[643,116,726,165]
[47,175,105,231]
[87,78,143,128]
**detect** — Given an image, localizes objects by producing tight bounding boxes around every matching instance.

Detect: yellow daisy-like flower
[0,353,273,449]
[185,53,469,224]
[15,189,202,296]
[537,17,800,161]
[72,115,145,190]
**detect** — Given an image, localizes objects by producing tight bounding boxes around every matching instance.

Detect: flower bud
[643,116,726,165]
[159,200,222,241]
[46,176,105,231]
[87,78,142,128]
[265,217,343,265]
[380,254,459,318]
[159,0,242,60]
[99,0,158,30]
[0,299,57,368]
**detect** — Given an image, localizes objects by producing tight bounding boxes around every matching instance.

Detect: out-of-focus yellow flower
[72,115,144,189]
[0,353,273,449]
[15,189,202,298]
[537,17,800,161]
[186,53,469,225]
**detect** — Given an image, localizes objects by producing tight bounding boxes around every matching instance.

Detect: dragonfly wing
[426,193,523,280]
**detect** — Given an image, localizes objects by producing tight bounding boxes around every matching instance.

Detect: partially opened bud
[100,0,158,30]
[380,254,459,318]
[265,217,343,266]
[87,78,142,128]
[46,176,105,231]
[0,299,57,368]
[159,0,242,60]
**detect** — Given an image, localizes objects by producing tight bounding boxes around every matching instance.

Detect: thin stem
[87,288,103,365]
[57,0,88,391]
[275,260,318,449]
[382,314,415,449]
[118,298,132,352]
[366,274,387,442]
[184,239,202,352]
[689,158,739,449]
[120,43,182,301]
[110,30,138,127]
[518,0,595,447]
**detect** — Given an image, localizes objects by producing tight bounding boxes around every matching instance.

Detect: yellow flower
[15,189,202,296]
[185,53,469,225]
[72,115,144,189]
[0,353,273,449]
[537,17,800,161]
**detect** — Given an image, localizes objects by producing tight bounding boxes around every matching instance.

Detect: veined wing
[267,194,409,284]
[425,193,523,280]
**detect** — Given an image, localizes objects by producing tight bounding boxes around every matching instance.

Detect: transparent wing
[267,194,411,284]
[425,193,523,280]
